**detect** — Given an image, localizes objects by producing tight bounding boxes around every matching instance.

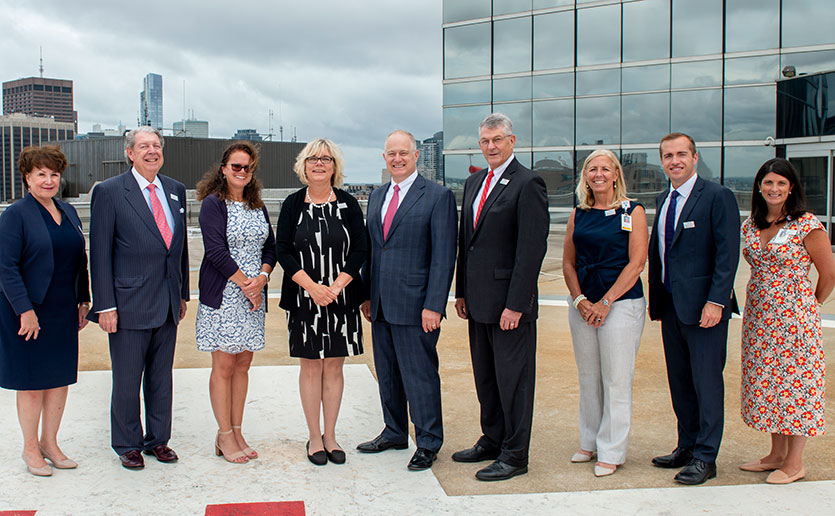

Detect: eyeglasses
[306,156,334,164]
[228,163,251,172]
[478,136,509,147]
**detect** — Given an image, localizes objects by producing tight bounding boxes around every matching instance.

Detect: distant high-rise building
[233,129,262,141]
[140,73,163,129]
[2,76,77,131]
[173,118,209,138]
[417,131,443,183]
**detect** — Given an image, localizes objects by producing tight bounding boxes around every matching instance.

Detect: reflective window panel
[670,89,722,141]
[672,0,722,58]
[725,55,780,86]
[695,147,721,184]
[533,73,575,99]
[725,0,779,52]
[533,150,575,209]
[776,71,835,139]
[782,50,835,77]
[495,17,533,74]
[498,102,533,148]
[622,64,670,93]
[514,152,533,169]
[494,76,532,102]
[623,0,670,62]
[444,154,488,190]
[494,0,532,16]
[533,0,573,8]
[622,92,671,145]
[576,96,620,146]
[444,80,491,106]
[724,85,776,140]
[577,4,621,66]
[532,99,574,146]
[444,23,492,79]
[620,149,670,209]
[444,105,493,150]
[576,68,620,96]
[782,0,835,48]
[671,60,722,89]
[533,11,575,70]
[443,0,491,23]
[789,156,829,219]
[724,146,775,210]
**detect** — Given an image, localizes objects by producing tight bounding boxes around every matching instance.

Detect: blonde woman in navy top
[563,149,648,477]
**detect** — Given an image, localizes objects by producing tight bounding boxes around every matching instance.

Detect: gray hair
[124,126,165,162]
[386,129,417,152]
[479,113,513,136]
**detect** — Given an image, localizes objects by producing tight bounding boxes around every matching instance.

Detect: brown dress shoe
[119,450,145,469]
[143,444,178,463]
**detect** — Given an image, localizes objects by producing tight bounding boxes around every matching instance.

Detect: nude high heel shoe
[215,429,249,464]
[22,452,52,477]
[232,425,258,459]
[39,446,78,469]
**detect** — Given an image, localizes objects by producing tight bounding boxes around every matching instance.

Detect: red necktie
[147,184,172,249]
[382,184,400,241]
[474,170,494,229]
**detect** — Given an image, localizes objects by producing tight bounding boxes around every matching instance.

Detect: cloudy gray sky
[1,0,442,183]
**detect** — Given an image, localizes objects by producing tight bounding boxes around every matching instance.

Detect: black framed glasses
[306,156,334,164]
[229,163,251,172]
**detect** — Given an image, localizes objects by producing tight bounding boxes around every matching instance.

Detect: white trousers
[568,297,645,464]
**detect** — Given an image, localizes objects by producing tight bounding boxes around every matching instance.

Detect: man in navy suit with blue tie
[648,132,740,485]
[357,130,457,471]
[88,127,189,469]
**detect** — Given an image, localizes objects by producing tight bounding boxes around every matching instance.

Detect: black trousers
[468,319,536,467]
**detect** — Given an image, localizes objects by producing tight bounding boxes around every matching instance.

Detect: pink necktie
[147,184,172,249]
[474,170,494,229]
[382,184,400,241]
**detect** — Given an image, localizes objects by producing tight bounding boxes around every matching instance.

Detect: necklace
[306,187,334,207]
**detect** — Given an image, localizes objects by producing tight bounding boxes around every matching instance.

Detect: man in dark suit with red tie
[648,132,740,485]
[453,113,549,481]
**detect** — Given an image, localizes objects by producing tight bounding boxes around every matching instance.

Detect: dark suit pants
[371,311,443,453]
[660,301,727,463]
[468,319,536,467]
[108,316,178,455]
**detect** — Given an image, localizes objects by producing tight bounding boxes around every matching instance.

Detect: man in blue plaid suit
[358,130,457,471]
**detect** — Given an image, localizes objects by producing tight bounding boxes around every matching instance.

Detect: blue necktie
[663,190,680,293]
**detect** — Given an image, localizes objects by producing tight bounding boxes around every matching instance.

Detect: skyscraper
[2,76,77,131]
[417,131,444,183]
[140,73,163,129]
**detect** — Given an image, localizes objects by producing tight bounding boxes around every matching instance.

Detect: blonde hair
[293,138,345,187]
[575,149,632,210]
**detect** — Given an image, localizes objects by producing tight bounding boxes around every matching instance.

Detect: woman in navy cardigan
[195,142,276,464]
[0,146,90,476]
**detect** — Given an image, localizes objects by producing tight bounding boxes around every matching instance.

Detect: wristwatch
[601,299,610,307]
[259,271,270,281]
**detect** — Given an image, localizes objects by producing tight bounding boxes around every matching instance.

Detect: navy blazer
[275,188,367,312]
[648,175,740,325]
[197,193,277,309]
[87,170,189,329]
[365,173,458,326]
[455,158,549,324]
[0,194,90,315]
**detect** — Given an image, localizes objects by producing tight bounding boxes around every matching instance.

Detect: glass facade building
[140,73,163,129]
[442,0,835,227]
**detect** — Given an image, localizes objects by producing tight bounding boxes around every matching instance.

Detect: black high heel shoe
[306,440,327,466]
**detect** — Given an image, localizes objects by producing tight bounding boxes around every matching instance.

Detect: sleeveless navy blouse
[572,202,644,304]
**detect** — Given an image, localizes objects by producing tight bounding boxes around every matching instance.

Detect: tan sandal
[215,429,248,464]
[232,426,258,459]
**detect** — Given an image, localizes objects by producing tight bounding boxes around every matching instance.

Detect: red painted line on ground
[0,512,37,516]
[205,501,305,516]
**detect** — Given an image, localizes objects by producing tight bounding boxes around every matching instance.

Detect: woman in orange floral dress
[740,158,835,484]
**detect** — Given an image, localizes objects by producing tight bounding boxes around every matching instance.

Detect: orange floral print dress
[741,212,826,436]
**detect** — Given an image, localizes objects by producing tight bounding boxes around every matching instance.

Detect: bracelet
[572,294,586,309]
[259,271,270,281]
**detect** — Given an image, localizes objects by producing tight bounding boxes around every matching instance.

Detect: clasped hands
[305,281,343,307]
[242,274,268,311]
[577,298,610,328]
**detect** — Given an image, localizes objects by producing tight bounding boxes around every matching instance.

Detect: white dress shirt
[380,168,419,220]
[132,168,175,232]
[472,154,514,222]
[657,172,698,280]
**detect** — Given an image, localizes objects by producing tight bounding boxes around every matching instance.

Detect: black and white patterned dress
[287,200,363,359]
[196,201,268,353]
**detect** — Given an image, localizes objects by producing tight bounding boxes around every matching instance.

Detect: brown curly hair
[18,145,68,187]
[196,141,264,209]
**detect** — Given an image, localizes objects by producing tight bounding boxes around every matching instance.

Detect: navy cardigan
[275,188,367,312]
[0,194,90,315]
[197,193,277,309]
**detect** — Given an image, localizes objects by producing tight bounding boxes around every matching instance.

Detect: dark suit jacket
[197,193,276,309]
[648,175,740,325]
[87,170,189,329]
[0,194,90,315]
[455,158,549,324]
[365,173,457,326]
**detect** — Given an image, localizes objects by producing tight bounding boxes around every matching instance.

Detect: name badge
[605,209,616,217]
[499,178,510,185]
[621,200,631,211]
[773,228,797,244]
[683,221,695,229]
[179,207,185,213]
[169,193,179,201]
[337,202,348,209]
[621,213,632,232]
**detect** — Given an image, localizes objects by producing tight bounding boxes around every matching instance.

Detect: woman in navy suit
[0,146,90,476]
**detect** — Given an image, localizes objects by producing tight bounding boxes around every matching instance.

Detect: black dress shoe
[475,460,528,481]
[652,447,693,469]
[675,459,717,485]
[451,443,500,463]
[119,450,145,469]
[306,441,327,466]
[323,434,346,464]
[356,434,408,453]
[143,444,178,463]
[407,448,437,471]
